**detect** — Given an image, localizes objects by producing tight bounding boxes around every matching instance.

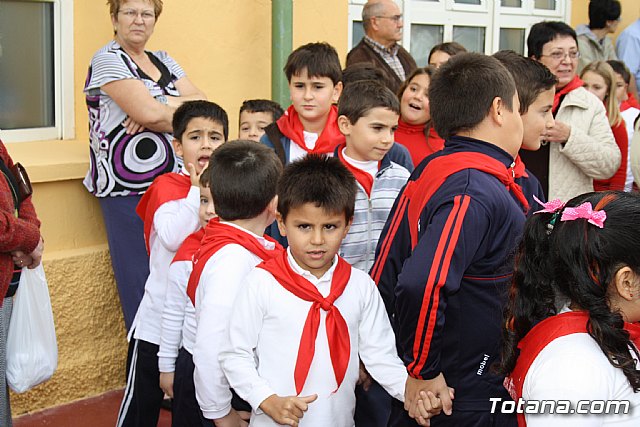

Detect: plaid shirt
[364,36,406,81]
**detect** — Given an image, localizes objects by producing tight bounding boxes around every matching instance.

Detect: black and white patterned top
[84,40,184,197]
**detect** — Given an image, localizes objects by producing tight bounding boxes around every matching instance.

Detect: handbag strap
[0,156,20,212]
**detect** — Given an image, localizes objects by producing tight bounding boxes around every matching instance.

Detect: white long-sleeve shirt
[523,309,640,426]
[193,224,276,420]
[157,259,198,372]
[219,250,408,427]
[132,180,200,345]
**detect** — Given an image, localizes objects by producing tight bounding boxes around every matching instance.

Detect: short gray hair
[362,1,386,32]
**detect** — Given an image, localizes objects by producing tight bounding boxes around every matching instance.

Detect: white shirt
[157,258,198,372]
[289,131,319,162]
[219,249,408,427]
[523,326,640,426]
[621,107,639,191]
[193,224,276,420]
[132,179,200,344]
[342,147,378,179]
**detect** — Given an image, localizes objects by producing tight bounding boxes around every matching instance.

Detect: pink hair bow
[533,195,565,214]
[560,202,607,228]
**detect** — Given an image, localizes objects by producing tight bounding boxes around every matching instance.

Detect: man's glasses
[375,15,403,23]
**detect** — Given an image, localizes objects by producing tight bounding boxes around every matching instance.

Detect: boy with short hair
[189,141,284,426]
[117,100,228,427]
[260,42,344,165]
[493,50,558,211]
[371,53,528,426]
[238,99,284,142]
[219,155,434,427]
[158,165,216,427]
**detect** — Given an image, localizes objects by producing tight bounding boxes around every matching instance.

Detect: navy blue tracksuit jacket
[371,136,526,426]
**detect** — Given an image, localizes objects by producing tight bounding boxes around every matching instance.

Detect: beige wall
[571,0,639,43]
[6,0,347,415]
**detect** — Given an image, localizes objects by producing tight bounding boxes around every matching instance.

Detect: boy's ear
[275,210,287,237]
[172,138,184,158]
[337,115,352,135]
[489,97,505,126]
[332,81,344,104]
[343,216,353,238]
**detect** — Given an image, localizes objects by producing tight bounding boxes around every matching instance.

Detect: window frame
[1,0,74,143]
[348,0,572,61]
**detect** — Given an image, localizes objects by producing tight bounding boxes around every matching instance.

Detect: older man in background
[347,0,417,93]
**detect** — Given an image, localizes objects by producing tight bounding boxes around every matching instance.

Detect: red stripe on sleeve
[408,195,471,378]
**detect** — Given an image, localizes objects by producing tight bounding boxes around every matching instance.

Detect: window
[0,0,74,143]
[348,0,570,65]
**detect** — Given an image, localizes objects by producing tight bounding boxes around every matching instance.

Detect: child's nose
[311,229,324,244]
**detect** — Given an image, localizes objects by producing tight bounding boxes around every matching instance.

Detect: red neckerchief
[336,144,378,197]
[553,75,584,114]
[621,93,640,111]
[136,172,192,253]
[186,218,283,305]
[513,155,528,179]
[258,250,352,395]
[505,311,640,427]
[276,105,345,154]
[405,151,529,248]
[172,228,205,264]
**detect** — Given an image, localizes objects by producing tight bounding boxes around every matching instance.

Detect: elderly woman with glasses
[520,21,620,202]
[83,0,206,332]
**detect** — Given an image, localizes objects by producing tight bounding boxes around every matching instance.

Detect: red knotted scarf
[258,251,352,395]
[186,218,283,305]
[172,228,205,264]
[336,144,378,197]
[136,172,192,253]
[277,105,345,154]
[553,75,584,114]
[505,310,640,427]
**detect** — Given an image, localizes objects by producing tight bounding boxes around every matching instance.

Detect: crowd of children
[113,20,640,427]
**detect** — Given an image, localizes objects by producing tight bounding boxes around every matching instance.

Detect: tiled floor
[13,389,172,427]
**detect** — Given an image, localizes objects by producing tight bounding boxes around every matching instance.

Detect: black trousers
[172,347,210,427]
[116,338,164,427]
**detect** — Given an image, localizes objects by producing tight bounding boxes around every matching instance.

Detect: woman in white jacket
[521,21,620,201]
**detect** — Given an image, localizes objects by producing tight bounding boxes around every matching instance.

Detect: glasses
[541,50,580,61]
[118,9,156,21]
[375,14,403,23]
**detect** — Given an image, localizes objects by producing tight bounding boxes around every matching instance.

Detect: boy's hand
[413,389,455,425]
[213,408,249,427]
[356,360,373,391]
[159,372,174,398]
[259,393,317,426]
[405,374,453,419]
[186,162,208,187]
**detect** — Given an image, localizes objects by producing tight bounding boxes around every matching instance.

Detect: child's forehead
[240,110,274,122]
[290,69,334,84]
[199,185,212,195]
[185,116,224,131]
[288,202,347,220]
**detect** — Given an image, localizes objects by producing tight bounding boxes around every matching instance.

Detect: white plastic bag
[5,264,58,393]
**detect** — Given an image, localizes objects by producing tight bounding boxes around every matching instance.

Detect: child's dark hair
[588,0,621,29]
[428,53,516,140]
[173,100,229,141]
[203,140,282,221]
[428,42,467,63]
[493,50,558,114]
[607,60,631,85]
[499,191,640,391]
[199,164,212,188]
[338,80,400,125]
[277,154,357,222]
[527,21,578,59]
[342,63,388,88]
[284,42,342,85]
[239,99,284,123]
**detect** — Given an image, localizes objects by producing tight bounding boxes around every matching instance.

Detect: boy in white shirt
[117,100,227,427]
[220,155,438,427]
[189,141,284,426]
[158,168,216,427]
